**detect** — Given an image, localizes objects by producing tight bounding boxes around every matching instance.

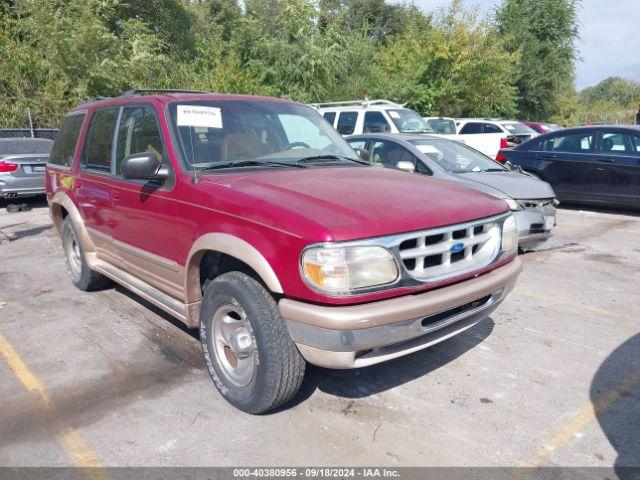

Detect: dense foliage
[1,0,629,130]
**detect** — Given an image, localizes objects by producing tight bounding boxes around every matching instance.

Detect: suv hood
[456,171,555,200]
[200,166,508,242]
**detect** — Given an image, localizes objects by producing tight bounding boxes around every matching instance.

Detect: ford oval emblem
[450,242,465,253]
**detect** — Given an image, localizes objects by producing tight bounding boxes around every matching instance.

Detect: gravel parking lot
[0,199,638,468]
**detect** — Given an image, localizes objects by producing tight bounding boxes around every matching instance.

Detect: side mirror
[355,148,370,162]
[396,161,415,173]
[121,153,167,181]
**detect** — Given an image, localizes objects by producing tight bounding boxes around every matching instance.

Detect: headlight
[501,215,518,252]
[301,245,399,294]
[504,198,522,211]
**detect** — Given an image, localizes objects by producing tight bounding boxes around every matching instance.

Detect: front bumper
[514,202,556,248]
[279,257,522,369]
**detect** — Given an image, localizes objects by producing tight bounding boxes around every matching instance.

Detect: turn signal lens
[501,215,518,252]
[301,245,398,295]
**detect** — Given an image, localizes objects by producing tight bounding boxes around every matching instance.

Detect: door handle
[598,157,615,163]
[541,154,557,159]
[110,189,120,200]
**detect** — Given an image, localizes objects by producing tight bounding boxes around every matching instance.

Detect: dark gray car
[348,133,557,247]
[0,138,53,199]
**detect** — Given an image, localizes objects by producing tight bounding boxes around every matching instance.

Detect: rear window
[82,108,119,172]
[323,111,336,125]
[503,122,536,135]
[48,114,85,167]
[336,111,358,135]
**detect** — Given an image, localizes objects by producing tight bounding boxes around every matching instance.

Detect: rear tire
[61,217,110,291]
[199,271,305,414]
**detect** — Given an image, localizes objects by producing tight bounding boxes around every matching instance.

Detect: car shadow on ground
[590,333,640,477]
[559,202,640,218]
[285,318,495,409]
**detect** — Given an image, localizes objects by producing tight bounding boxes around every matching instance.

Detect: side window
[115,106,164,174]
[82,109,118,172]
[48,114,85,167]
[323,111,336,126]
[600,132,640,156]
[363,111,391,133]
[483,123,503,134]
[545,132,594,154]
[370,140,418,169]
[347,140,367,151]
[336,111,358,135]
[460,122,483,134]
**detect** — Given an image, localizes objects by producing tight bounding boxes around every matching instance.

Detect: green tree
[496,0,580,120]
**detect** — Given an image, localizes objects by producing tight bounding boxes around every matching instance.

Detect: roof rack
[121,89,210,97]
[308,99,405,109]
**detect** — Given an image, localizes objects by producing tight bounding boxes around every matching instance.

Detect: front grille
[397,217,501,282]
[521,198,554,210]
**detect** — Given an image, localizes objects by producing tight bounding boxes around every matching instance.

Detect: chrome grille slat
[397,218,502,282]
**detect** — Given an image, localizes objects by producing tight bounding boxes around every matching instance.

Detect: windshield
[168,100,359,170]
[502,122,537,135]
[424,118,457,134]
[409,139,507,173]
[387,109,434,133]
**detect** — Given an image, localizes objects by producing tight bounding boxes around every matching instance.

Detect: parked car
[424,116,506,160]
[498,125,640,208]
[522,122,562,135]
[0,138,53,199]
[348,133,557,248]
[47,90,522,413]
[456,119,538,160]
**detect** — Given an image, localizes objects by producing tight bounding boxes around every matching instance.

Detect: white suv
[310,100,436,136]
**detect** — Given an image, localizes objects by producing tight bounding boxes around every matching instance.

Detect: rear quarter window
[48,114,85,167]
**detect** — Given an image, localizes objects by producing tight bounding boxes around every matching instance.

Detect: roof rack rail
[308,99,405,109]
[121,89,210,97]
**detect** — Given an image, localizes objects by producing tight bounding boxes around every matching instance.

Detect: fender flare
[185,233,283,303]
[50,191,97,255]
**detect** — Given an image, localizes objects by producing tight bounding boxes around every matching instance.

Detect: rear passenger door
[592,130,640,206]
[539,130,596,201]
[77,107,120,265]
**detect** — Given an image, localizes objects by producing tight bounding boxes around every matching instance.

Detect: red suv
[46,90,522,413]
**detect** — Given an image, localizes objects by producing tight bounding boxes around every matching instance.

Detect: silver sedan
[0,138,53,199]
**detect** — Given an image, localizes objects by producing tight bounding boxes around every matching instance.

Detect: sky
[410,0,640,90]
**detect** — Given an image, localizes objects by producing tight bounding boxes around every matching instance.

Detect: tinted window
[601,132,640,156]
[363,111,391,133]
[336,111,358,135]
[115,106,164,174]
[49,114,85,167]
[460,122,483,134]
[83,109,118,171]
[425,118,456,134]
[323,111,336,125]
[545,132,594,153]
[483,123,503,134]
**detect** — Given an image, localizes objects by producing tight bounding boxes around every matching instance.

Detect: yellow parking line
[0,331,106,474]
[522,368,640,466]
[514,290,632,321]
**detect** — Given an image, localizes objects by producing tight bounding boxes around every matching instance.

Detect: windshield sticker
[388,111,400,119]
[177,105,223,129]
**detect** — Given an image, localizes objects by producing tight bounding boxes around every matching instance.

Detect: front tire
[61,217,110,291]
[200,271,305,414]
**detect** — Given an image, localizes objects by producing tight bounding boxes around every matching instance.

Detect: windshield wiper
[199,159,307,171]
[482,168,506,172]
[296,154,369,166]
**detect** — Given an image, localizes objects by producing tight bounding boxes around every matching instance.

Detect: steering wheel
[283,142,311,151]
